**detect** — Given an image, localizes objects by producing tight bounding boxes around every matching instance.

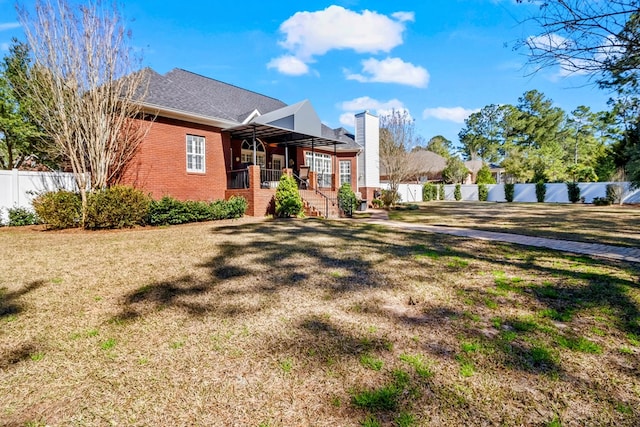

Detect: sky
[0,0,615,148]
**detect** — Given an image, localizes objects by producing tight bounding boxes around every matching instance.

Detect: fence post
[11,168,19,207]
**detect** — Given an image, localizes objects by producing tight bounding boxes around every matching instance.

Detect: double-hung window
[186,134,205,173]
[339,160,351,186]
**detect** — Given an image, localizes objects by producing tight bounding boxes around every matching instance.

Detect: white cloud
[339,96,409,127]
[269,6,416,75]
[339,113,357,128]
[267,55,309,76]
[346,57,429,87]
[423,107,479,123]
[0,22,20,32]
[391,12,415,22]
[340,96,405,112]
[278,6,411,60]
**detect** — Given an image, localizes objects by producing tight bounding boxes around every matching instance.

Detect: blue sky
[1,0,613,147]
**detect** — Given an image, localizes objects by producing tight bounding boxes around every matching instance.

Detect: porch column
[285,142,289,168]
[311,139,315,188]
[252,127,257,165]
[333,143,337,191]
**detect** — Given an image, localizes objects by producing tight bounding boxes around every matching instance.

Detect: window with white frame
[305,152,332,187]
[241,139,266,167]
[339,160,351,186]
[186,134,205,173]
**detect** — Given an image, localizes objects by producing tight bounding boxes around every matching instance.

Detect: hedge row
[32,186,247,230]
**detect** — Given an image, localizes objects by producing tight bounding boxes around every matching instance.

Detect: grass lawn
[1,218,639,426]
[388,201,640,248]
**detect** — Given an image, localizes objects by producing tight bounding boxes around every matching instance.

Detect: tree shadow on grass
[107,218,638,424]
[0,280,46,319]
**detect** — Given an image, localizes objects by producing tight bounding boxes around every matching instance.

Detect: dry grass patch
[1,218,639,426]
[389,201,640,248]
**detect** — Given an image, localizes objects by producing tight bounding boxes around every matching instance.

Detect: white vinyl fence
[382,182,640,204]
[0,169,78,223]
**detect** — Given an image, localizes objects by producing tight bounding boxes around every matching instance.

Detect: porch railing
[260,168,283,184]
[228,169,249,189]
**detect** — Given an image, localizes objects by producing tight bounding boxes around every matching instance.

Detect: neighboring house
[463,160,505,184]
[463,159,483,184]
[407,150,447,182]
[122,68,379,216]
[379,150,446,184]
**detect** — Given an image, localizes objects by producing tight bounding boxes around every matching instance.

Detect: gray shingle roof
[143,68,287,123]
[142,68,360,150]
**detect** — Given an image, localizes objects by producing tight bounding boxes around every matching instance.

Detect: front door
[272,154,285,171]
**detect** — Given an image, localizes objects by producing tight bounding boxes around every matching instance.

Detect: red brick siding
[123,117,230,201]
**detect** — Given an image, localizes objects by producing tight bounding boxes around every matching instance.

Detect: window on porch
[305,152,332,188]
[241,139,266,167]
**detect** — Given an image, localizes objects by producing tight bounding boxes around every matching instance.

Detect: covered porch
[223,100,349,217]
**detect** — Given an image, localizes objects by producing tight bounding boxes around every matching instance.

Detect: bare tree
[518,0,640,91]
[17,0,150,223]
[379,110,418,204]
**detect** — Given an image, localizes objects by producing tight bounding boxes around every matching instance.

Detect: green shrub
[422,183,437,201]
[85,185,151,229]
[371,198,384,208]
[381,189,400,207]
[220,196,247,219]
[148,196,191,225]
[476,164,496,184]
[454,183,462,201]
[8,206,38,226]
[147,196,247,226]
[535,181,546,203]
[566,182,581,203]
[504,183,515,202]
[592,196,611,206]
[275,174,303,217]
[478,184,488,201]
[337,183,357,217]
[439,184,445,201]
[32,190,82,229]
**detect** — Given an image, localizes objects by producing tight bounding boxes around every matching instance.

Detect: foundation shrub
[147,196,247,226]
[8,206,38,226]
[275,174,303,217]
[85,185,151,229]
[337,183,357,217]
[32,190,81,229]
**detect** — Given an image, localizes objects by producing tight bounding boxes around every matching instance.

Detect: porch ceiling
[225,123,345,148]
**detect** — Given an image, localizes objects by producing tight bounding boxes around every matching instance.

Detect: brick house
[123,68,379,217]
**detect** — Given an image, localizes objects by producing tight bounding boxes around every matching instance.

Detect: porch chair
[298,165,310,189]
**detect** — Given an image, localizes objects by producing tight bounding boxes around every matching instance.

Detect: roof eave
[141,102,239,128]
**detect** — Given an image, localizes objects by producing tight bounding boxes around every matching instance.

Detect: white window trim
[186,134,206,173]
[339,160,351,186]
[305,151,332,188]
[241,139,266,167]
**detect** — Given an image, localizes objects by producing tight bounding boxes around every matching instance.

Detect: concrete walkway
[360,209,640,264]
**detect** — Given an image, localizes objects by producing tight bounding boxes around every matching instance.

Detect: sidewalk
[360,209,640,264]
